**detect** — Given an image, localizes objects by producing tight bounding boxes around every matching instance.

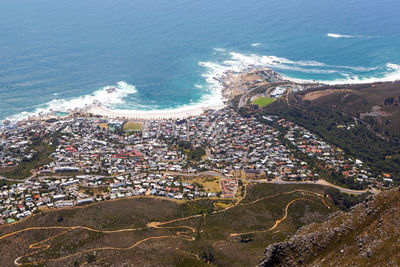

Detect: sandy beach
[84,68,283,121]
[5,67,282,125]
[86,104,225,120]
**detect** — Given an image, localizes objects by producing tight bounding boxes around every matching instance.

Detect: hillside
[0,183,338,266]
[260,188,400,266]
[259,82,400,182]
[300,82,400,137]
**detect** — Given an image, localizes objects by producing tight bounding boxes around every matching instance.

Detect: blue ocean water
[1,0,400,121]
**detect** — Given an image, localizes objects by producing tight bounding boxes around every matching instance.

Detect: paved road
[1,170,370,196]
[272,176,369,195]
[163,171,370,195]
[238,82,288,108]
[239,86,263,108]
[0,175,26,182]
[163,171,228,178]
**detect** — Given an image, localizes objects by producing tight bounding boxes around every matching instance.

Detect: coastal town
[0,65,397,226]
[1,3,400,265]
[0,94,386,225]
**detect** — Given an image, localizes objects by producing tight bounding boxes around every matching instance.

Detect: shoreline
[1,102,227,126]
[82,68,282,120]
[85,103,226,120]
[2,48,400,125]
[8,64,398,124]
[1,65,286,124]
[2,68,277,124]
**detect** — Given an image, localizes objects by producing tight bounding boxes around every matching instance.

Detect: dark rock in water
[106,87,117,94]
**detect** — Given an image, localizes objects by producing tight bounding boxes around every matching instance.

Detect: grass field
[252,97,275,107]
[0,183,336,266]
[179,176,221,193]
[123,121,143,131]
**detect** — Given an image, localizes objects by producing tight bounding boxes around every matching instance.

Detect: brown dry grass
[242,73,262,82]
[0,183,335,267]
[303,89,356,101]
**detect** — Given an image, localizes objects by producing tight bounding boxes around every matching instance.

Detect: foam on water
[88,82,225,116]
[5,81,137,122]
[5,77,225,123]
[5,50,400,124]
[319,63,400,84]
[1,0,399,124]
[326,33,376,39]
[327,33,359,38]
[283,63,400,85]
[200,50,400,86]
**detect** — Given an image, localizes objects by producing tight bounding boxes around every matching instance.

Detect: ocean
[1,0,400,122]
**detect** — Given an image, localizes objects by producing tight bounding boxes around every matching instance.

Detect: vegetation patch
[0,183,337,266]
[326,187,370,210]
[0,142,54,179]
[176,141,206,162]
[188,147,206,161]
[180,176,221,193]
[252,97,275,107]
[259,84,400,183]
[123,121,143,131]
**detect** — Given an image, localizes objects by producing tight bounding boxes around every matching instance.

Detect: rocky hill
[259,188,400,266]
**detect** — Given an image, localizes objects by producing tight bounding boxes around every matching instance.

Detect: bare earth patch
[303,89,356,101]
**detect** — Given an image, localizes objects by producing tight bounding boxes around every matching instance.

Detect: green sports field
[252,97,275,107]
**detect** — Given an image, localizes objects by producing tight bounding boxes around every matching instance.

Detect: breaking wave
[326,33,376,39]
[4,77,225,124]
[318,63,400,85]
[5,50,400,124]
[327,33,359,38]
[199,49,400,86]
[5,81,137,122]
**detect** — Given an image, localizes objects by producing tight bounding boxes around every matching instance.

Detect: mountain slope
[260,188,400,266]
[261,82,400,181]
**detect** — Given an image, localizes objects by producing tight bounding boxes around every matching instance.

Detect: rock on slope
[260,188,400,267]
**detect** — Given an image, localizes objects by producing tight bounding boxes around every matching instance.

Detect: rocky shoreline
[218,68,284,100]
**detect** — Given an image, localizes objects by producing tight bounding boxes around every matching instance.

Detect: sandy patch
[303,89,356,101]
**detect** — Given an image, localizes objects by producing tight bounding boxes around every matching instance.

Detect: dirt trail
[1,186,330,266]
[10,223,196,266]
[1,186,246,266]
[230,197,310,237]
